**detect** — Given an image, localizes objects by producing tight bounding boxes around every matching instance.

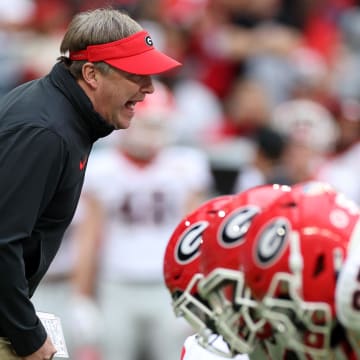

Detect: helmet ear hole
[313,253,325,277]
[284,201,298,208]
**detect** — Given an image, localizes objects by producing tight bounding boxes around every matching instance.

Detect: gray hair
[59,8,143,78]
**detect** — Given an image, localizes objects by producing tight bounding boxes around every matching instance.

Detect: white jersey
[83,145,212,282]
[332,238,360,357]
[336,250,360,332]
[181,334,249,360]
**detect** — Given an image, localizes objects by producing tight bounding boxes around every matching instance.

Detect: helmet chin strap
[289,231,304,296]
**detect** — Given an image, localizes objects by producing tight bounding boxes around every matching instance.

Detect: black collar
[49,62,114,142]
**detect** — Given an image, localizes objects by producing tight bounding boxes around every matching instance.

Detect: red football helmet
[198,184,292,355]
[241,181,360,357]
[163,194,234,353]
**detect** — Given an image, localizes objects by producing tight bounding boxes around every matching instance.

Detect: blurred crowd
[3,0,360,359]
[3,0,360,198]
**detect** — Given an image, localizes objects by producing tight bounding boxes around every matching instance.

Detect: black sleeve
[0,125,66,356]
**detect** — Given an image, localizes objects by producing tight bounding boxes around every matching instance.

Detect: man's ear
[81,62,98,89]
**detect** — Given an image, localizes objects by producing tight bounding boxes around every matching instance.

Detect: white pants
[99,281,192,360]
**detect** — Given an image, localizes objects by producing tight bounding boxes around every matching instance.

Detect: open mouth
[125,101,136,110]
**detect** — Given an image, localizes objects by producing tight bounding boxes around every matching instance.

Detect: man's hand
[23,336,57,360]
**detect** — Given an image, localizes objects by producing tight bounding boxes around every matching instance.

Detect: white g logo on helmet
[175,221,208,264]
[219,206,260,248]
[255,218,289,267]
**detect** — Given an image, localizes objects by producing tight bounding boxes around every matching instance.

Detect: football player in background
[336,242,360,356]
[78,80,214,360]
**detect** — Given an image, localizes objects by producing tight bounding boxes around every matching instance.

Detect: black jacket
[0,62,113,356]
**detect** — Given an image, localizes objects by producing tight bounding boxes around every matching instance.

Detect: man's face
[92,67,154,129]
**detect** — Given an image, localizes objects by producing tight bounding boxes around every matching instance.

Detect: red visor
[69,30,181,75]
